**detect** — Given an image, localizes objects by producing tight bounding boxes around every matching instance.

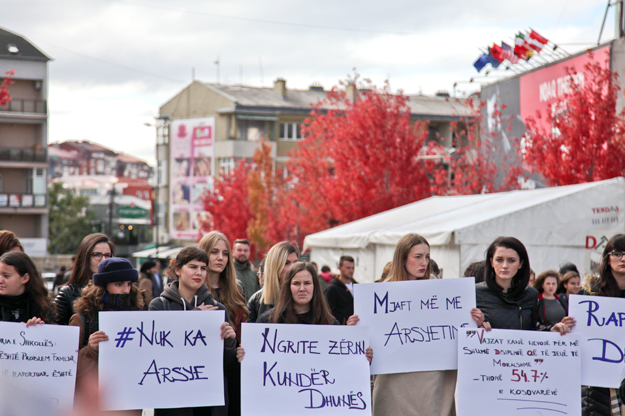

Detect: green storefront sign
[117,205,149,219]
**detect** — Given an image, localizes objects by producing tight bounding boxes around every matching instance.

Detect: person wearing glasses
[582,234,625,416]
[54,233,114,325]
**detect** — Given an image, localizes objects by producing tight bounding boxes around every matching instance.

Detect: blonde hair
[384,233,431,282]
[198,231,248,323]
[260,241,299,305]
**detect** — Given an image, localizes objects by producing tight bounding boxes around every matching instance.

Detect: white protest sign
[569,294,625,387]
[457,328,581,416]
[98,310,225,410]
[353,278,476,374]
[241,323,372,416]
[0,322,79,413]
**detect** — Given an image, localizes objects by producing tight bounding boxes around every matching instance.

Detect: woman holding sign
[358,233,478,416]
[149,246,237,416]
[55,233,115,325]
[247,241,299,323]
[581,234,625,416]
[69,257,143,401]
[0,251,51,325]
[475,236,573,333]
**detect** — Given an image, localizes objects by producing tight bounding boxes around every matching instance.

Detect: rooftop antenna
[214,56,220,84]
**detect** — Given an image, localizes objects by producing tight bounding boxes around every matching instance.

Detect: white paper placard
[98,310,225,410]
[353,278,477,374]
[457,328,581,416]
[0,322,79,414]
[569,294,625,387]
[241,323,372,416]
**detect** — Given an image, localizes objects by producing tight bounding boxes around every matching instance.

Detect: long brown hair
[598,234,625,297]
[261,241,299,305]
[0,231,23,255]
[271,262,335,324]
[199,231,249,323]
[557,270,580,294]
[0,252,51,322]
[67,233,115,287]
[74,282,143,316]
[384,233,431,282]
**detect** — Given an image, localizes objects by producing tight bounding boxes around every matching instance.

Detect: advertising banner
[169,117,215,240]
[353,278,477,374]
[240,323,372,416]
[457,328,581,416]
[98,310,225,410]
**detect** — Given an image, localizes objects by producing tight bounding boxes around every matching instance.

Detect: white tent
[304,177,625,282]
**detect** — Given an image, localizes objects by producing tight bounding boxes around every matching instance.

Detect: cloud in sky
[1,0,610,164]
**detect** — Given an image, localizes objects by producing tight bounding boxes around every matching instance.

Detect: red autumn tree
[0,70,14,107]
[200,159,253,244]
[425,98,523,195]
[247,141,295,252]
[523,53,625,185]
[285,78,432,237]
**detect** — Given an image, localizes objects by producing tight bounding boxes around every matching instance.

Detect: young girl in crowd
[69,257,143,406]
[247,241,299,323]
[533,270,568,328]
[475,236,573,333]
[238,262,372,359]
[199,231,248,416]
[55,233,114,325]
[0,251,50,325]
[349,233,485,416]
[149,246,237,416]
[557,270,581,298]
[581,234,625,416]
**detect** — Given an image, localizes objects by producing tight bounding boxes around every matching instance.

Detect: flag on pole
[473,53,488,72]
[529,30,549,45]
[490,43,504,63]
[500,42,519,63]
[487,47,501,68]
[514,33,533,59]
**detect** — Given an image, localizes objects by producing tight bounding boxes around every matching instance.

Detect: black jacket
[246,288,273,323]
[324,277,354,325]
[475,282,539,330]
[257,308,340,325]
[149,282,235,416]
[0,293,43,322]
[54,283,85,325]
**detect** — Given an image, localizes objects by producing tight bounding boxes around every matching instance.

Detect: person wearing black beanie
[68,257,143,409]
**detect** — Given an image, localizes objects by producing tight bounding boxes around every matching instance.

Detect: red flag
[529,30,549,45]
[490,43,504,63]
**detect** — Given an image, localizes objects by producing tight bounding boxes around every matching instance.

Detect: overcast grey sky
[1,0,611,164]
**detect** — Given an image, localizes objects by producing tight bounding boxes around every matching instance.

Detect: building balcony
[0,146,47,163]
[0,193,47,214]
[1,99,47,114]
[215,140,276,159]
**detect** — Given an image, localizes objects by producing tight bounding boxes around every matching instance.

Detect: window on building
[219,157,235,175]
[144,191,150,199]
[97,159,105,173]
[238,120,265,142]
[279,122,303,141]
[136,191,142,198]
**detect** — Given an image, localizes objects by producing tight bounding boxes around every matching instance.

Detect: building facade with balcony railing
[0,27,51,256]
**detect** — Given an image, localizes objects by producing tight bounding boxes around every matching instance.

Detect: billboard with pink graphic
[169,117,215,240]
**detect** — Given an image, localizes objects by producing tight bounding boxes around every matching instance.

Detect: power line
[33,40,184,83]
[98,0,417,36]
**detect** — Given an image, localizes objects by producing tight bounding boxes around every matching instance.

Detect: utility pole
[108,185,116,238]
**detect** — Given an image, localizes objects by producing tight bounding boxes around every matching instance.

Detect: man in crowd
[233,239,260,303]
[324,255,357,325]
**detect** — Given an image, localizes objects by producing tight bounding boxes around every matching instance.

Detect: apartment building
[0,28,50,255]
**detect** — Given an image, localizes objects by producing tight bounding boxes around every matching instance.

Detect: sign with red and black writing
[457,328,581,416]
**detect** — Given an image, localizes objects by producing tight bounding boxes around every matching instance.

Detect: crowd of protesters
[1,227,624,416]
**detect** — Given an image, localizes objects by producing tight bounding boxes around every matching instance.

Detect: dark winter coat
[234,260,260,304]
[149,281,236,416]
[324,277,354,325]
[54,283,85,325]
[0,293,43,322]
[475,282,539,330]
[246,288,273,323]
